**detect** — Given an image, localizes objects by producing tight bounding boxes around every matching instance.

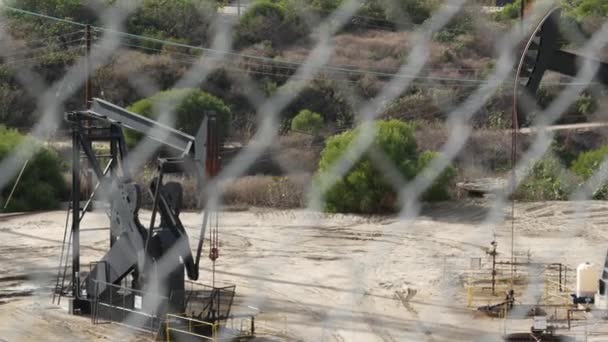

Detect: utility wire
[8,6,599,89]
[3,6,88,27]
[0,46,84,66]
[6,30,84,47]
[4,6,497,85]
[3,37,84,59]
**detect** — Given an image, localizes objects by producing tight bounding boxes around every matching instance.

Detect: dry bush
[280,30,412,73]
[223,174,309,208]
[278,29,491,97]
[223,133,322,175]
[415,123,530,177]
[275,133,322,173]
[278,132,315,148]
[95,51,187,107]
[130,169,201,210]
[274,147,320,174]
[381,92,442,121]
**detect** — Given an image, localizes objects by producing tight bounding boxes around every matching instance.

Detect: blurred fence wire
[1,0,608,340]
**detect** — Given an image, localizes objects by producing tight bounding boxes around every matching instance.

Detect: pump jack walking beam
[514,7,608,127]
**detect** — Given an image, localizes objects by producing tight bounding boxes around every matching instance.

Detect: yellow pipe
[166,317,170,342]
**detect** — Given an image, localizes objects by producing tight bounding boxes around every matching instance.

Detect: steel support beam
[71,121,81,298]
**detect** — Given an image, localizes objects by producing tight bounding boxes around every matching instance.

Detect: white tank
[577,262,598,298]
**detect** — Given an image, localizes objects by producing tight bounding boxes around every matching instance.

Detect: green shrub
[309,0,341,12]
[0,126,67,212]
[291,109,324,135]
[494,0,522,21]
[571,145,608,199]
[6,0,215,46]
[5,0,96,24]
[515,154,576,201]
[0,83,37,128]
[307,0,434,26]
[124,88,231,146]
[573,94,597,116]
[380,0,434,26]
[569,0,608,21]
[284,80,351,126]
[487,111,510,130]
[127,0,216,46]
[418,150,456,202]
[571,145,608,179]
[4,0,94,50]
[236,0,303,47]
[434,10,474,42]
[317,120,455,213]
[381,92,440,121]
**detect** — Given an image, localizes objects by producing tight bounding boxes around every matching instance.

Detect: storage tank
[577,262,598,298]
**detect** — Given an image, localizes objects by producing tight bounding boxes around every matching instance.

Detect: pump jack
[515,5,608,303]
[514,7,608,127]
[58,98,246,338]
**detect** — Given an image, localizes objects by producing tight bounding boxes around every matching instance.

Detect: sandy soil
[2,200,608,341]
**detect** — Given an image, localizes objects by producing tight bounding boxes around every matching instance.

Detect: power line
[99,29,494,84]
[3,37,84,59]
[3,6,87,27]
[5,6,495,85]
[8,30,84,47]
[0,46,84,66]
[94,39,495,86]
[95,43,492,88]
[6,6,601,89]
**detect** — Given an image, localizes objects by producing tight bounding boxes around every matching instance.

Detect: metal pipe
[559,263,563,292]
[72,122,81,298]
[520,0,525,28]
[52,204,71,305]
[3,159,29,210]
[85,24,92,108]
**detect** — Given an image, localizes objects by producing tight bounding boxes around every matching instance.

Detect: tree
[317,120,455,213]
[570,145,608,199]
[494,0,522,21]
[124,88,231,146]
[515,154,576,201]
[235,0,303,47]
[570,0,608,20]
[127,0,216,46]
[0,125,67,212]
[5,0,216,46]
[291,109,324,135]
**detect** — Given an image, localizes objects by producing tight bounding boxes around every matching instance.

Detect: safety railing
[91,279,169,333]
[223,314,256,340]
[165,313,255,342]
[166,314,218,341]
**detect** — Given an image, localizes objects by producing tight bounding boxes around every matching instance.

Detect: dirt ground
[2,200,608,341]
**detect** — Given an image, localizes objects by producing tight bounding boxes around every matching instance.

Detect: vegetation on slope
[1,0,607,211]
[0,126,68,212]
[124,88,231,146]
[317,120,455,213]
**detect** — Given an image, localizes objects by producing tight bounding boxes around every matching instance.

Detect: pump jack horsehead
[514,6,608,128]
[65,97,223,321]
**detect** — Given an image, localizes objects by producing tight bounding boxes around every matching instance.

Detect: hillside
[0,0,607,212]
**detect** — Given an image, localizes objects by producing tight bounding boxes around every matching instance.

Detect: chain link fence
[1,0,608,340]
